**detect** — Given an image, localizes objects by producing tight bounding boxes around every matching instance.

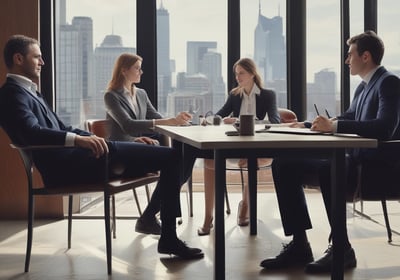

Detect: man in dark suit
[0,34,203,260]
[260,30,400,273]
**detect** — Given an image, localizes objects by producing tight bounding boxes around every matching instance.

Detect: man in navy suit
[0,34,203,260]
[260,31,400,273]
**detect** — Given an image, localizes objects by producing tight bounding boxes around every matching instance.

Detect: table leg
[214,150,226,280]
[248,156,257,235]
[331,148,345,280]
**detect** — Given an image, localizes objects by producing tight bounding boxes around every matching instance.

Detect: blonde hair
[107,53,143,92]
[231,58,263,95]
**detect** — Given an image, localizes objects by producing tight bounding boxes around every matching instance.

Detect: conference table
[155,124,377,280]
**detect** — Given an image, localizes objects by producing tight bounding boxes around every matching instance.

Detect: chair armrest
[10,143,111,182]
[10,143,71,151]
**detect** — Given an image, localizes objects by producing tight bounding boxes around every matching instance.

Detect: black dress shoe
[260,241,314,269]
[135,216,161,235]
[158,237,204,260]
[305,245,357,274]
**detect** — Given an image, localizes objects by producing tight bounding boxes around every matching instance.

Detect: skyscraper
[57,24,82,127]
[253,5,286,83]
[157,1,172,115]
[186,41,217,75]
[72,17,94,99]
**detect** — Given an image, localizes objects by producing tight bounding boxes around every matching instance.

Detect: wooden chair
[223,108,298,214]
[86,119,153,218]
[11,143,159,274]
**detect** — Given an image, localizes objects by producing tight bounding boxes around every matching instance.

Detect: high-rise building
[57,1,94,127]
[253,5,286,83]
[72,17,94,99]
[307,69,337,119]
[157,1,172,115]
[186,41,217,75]
[57,24,82,127]
[202,51,225,112]
[185,41,225,113]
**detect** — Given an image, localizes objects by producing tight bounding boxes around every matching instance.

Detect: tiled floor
[1,187,400,280]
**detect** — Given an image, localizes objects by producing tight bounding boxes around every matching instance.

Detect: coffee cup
[239,114,255,135]
[213,115,222,125]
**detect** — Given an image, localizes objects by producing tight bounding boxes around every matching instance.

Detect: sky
[65,0,400,87]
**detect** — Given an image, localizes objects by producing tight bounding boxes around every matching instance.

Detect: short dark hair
[347,30,384,65]
[3,34,39,69]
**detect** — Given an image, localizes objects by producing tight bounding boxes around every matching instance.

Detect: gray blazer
[104,87,162,141]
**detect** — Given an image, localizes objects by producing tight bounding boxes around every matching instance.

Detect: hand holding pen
[314,104,332,119]
[312,104,334,132]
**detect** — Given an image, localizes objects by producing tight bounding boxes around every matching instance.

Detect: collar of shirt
[250,83,261,96]
[240,84,260,115]
[362,65,381,85]
[7,73,38,93]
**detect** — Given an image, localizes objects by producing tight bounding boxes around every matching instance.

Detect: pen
[313,103,320,116]
[325,109,331,118]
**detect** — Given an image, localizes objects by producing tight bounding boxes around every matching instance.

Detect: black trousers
[271,156,357,237]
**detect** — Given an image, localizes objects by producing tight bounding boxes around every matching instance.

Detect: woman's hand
[289,122,306,128]
[222,117,238,124]
[174,111,192,125]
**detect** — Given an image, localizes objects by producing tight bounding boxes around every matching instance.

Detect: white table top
[155,124,378,150]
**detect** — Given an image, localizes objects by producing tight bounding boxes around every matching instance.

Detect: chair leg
[132,189,142,215]
[188,175,193,217]
[224,183,231,215]
[381,199,392,243]
[111,195,116,239]
[68,195,73,249]
[104,194,112,275]
[145,184,151,203]
[24,194,34,272]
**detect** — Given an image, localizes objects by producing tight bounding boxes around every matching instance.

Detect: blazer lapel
[120,92,138,119]
[356,67,386,120]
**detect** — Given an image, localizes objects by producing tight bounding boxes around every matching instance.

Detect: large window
[55,0,136,128]
[156,0,227,121]
[378,0,400,77]
[241,0,287,109]
[306,0,340,119]
[349,0,364,101]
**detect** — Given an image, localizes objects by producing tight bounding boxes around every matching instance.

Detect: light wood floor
[1,187,400,280]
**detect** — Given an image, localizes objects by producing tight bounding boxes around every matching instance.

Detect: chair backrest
[86,119,110,139]
[278,108,298,123]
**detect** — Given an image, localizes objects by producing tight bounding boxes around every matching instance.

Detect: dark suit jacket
[336,66,400,161]
[0,77,90,146]
[0,77,102,185]
[216,88,280,124]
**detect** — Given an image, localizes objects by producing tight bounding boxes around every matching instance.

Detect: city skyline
[60,0,400,124]
[65,0,400,83]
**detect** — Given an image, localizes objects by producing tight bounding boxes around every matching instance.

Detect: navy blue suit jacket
[0,77,90,146]
[216,88,280,124]
[337,67,400,161]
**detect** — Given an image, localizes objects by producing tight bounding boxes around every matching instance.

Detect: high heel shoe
[237,200,249,227]
[197,218,213,236]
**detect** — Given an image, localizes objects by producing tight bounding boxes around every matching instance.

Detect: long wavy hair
[231,58,263,95]
[107,53,142,92]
